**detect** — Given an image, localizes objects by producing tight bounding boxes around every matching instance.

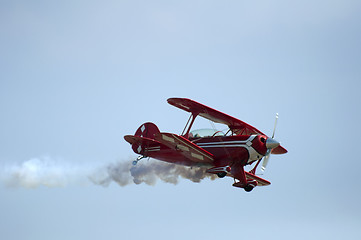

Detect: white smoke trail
[0,157,92,188]
[91,160,216,187]
[0,157,216,188]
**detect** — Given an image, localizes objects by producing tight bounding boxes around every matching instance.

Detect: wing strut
[181,114,192,136]
[181,113,198,138]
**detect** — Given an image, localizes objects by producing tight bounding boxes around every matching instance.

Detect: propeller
[261,113,280,172]
[271,113,278,138]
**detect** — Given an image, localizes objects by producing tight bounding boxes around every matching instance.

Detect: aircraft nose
[266,138,280,149]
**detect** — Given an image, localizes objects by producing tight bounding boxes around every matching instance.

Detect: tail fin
[124,122,161,156]
[134,122,160,140]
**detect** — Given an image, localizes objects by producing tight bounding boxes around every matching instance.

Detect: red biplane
[124,98,287,192]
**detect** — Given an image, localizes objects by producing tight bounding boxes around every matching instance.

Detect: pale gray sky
[1,1,361,240]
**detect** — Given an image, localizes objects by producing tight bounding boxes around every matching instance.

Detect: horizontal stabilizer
[124,135,161,155]
[124,135,159,145]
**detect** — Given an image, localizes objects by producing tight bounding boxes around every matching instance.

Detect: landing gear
[217,172,227,178]
[132,155,146,165]
[244,184,254,192]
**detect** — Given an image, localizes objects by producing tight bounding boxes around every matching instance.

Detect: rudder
[134,122,160,140]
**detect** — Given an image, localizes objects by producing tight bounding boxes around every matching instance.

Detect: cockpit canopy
[189,129,225,138]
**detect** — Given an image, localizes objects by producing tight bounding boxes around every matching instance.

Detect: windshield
[189,129,225,138]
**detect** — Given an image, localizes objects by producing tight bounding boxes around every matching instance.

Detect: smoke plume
[0,157,216,188]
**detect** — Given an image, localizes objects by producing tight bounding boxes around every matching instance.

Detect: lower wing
[154,132,214,164]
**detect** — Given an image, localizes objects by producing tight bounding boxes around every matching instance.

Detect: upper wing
[154,132,214,164]
[168,98,264,135]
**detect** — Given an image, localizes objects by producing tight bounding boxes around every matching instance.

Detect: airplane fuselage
[140,134,269,168]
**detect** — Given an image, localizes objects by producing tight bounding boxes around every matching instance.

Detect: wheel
[244,184,254,192]
[217,172,227,178]
[132,160,138,166]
